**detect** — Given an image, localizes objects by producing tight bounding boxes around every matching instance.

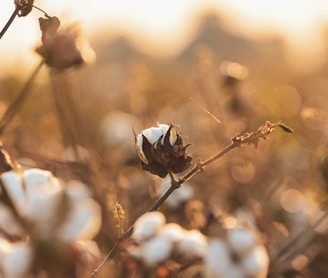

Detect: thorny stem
[90,121,293,277]
[0,60,44,135]
[0,5,20,40]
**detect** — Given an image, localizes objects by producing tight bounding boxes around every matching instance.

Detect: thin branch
[0,60,44,135]
[0,5,20,40]
[89,121,293,277]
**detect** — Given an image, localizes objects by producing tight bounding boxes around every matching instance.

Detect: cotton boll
[227,228,257,255]
[136,125,168,164]
[0,169,63,235]
[158,223,186,243]
[56,198,102,242]
[135,124,192,178]
[56,180,101,242]
[241,245,269,278]
[204,239,233,278]
[141,125,167,146]
[132,211,166,243]
[73,240,101,271]
[100,111,139,145]
[174,229,207,262]
[140,235,173,267]
[0,238,32,278]
[158,177,194,209]
[0,204,24,238]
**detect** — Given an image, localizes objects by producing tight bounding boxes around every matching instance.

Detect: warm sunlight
[2,1,328,277]
[1,0,328,72]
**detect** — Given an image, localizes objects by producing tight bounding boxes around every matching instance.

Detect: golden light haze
[1,0,328,73]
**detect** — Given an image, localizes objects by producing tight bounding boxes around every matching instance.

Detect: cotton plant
[204,225,269,278]
[85,119,294,278]
[127,211,269,278]
[0,168,102,277]
[128,211,207,269]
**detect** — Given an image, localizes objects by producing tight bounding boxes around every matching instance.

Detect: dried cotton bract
[135,124,192,178]
[35,16,95,70]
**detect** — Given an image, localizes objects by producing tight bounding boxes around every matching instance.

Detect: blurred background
[1,0,328,277]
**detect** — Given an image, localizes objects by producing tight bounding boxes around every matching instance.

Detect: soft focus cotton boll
[56,180,102,242]
[158,177,194,209]
[204,226,269,278]
[139,235,173,267]
[100,111,140,145]
[241,245,269,278]
[0,169,63,235]
[204,239,234,278]
[132,211,166,243]
[227,227,257,255]
[0,203,24,239]
[0,238,32,278]
[174,229,207,262]
[157,223,186,243]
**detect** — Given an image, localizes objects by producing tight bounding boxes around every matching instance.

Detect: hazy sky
[1,0,328,73]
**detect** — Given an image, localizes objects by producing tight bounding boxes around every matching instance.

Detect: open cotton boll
[241,245,269,278]
[135,123,192,178]
[140,235,173,267]
[158,223,186,243]
[174,229,207,262]
[56,180,101,242]
[132,211,166,243]
[136,124,177,160]
[0,169,63,235]
[204,239,233,278]
[142,124,172,146]
[0,238,32,278]
[56,198,101,242]
[227,227,257,255]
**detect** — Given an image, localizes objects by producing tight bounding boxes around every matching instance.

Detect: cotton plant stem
[0,61,44,135]
[90,121,292,277]
[89,172,179,277]
[0,5,20,40]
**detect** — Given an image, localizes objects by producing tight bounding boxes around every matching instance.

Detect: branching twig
[89,121,293,277]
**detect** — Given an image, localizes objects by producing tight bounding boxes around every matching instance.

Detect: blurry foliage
[1,10,328,277]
